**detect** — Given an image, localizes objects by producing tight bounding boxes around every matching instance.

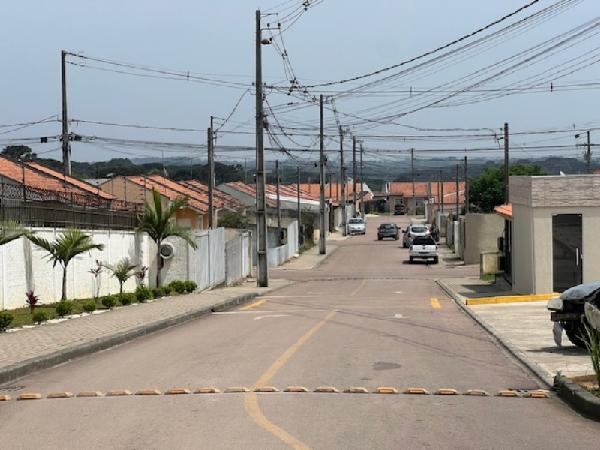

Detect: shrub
[82,301,97,313]
[585,324,600,387]
[25,291,40,314]
[183,281,197,293]
[55,301,74,318]
[0,311,14,332]
[151,287,165,298]
[32,311,49,325]
[135,285,153,302]
[118,293,136,306]
[169,280,186,294]
[101,295,117,309]
[161,284,173,296]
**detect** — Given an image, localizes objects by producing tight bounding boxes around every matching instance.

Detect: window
[349,218,364,224]
[411,226,427,233]
[413,237,435,245]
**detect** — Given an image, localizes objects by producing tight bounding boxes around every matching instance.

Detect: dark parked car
[377,223,399,240]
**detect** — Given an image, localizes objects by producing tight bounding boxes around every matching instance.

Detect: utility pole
[352,136,357,216]
[297,165,301,246]
[255,10,268,287]
[440,170,444,213]
[207,125,214,229]
[464,156,469,214]
[340,126,347,235]
[319,94,326,255]
[411,148,415,199]
[504,122,510,204]
[275,160,281,244]
[586,130,592,174]
[455,164,460,218]
[360,142,364,217]
[61,50,71,176]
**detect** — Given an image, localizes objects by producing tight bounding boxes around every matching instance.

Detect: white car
[347,217,366,235]
[402,224,430,248]
[409,236,438,264]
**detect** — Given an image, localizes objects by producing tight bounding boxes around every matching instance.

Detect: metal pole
[587,130,592,174]
[440,171,444,213]
[276,160,281,244]
[207,126,214,229]
[352,136,357,215]
[504,122,510,204]
[61,50,71,176]
[455,164,460,217]
[360,142,364,218]
[464,156,469,213]
[255,10,268,287]
[319,94,326,255]
[340,127,346,235]
[411,148,415,198]
[297,165,301,246]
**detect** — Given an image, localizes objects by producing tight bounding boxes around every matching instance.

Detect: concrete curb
[0,291,263,385]
[436,279,553,388]
[554,374,600,421]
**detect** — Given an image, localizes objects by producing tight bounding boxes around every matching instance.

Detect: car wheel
[564,321,588,348]
[433,257,439,264]
[378,236,382,241]
[409,257,414,264]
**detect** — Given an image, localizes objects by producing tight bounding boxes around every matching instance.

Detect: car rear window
[411,226,427,233]
[380,224,395,229]
[349,218,364,224]
[412,237,435,245]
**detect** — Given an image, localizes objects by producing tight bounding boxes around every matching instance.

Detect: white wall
[267,221,299,267]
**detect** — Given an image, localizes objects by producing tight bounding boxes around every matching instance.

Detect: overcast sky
[1,0,599,165]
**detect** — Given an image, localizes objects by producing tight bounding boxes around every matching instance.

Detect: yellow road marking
[350,279,367,297]
[466,293,557,305]
[244,310,336,449]
[430,298,441,309]
[240,299,266,310]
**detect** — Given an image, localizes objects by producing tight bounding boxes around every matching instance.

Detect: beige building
[508,175,600,295]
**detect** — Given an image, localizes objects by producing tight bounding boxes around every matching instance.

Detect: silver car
[402,224,430,248]
[348,217,366,235]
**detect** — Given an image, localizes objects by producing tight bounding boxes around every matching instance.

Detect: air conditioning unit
[159,242,175,260]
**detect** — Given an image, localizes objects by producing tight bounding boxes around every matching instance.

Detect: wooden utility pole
[352,136,357,215]
[61,50,71,176]
[275,160,281,243]
[504,122,510,204]
[464,155,469,213]
[207,126,214,229]
[340,126,346,235]
[255,10,268,287]
[297,165,301,246]
[319,94,326,255]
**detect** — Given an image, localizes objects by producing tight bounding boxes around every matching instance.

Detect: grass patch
[8,298,110,328]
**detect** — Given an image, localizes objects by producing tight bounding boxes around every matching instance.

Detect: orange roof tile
[387,181,466,204]
[181,180,242,209]
[494,203,512,219]
[126,176,208,213]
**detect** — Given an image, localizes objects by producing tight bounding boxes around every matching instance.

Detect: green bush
[183,281,197,293]
[101,295,117,309]
[55,301,74,318]
[161,284,173,295]
[0,311,14,332]
[135,285,153,303]
[32,311,49,324]
[169,280,187,294]
[151,287,165,298]
[118,293,136,306]
[82,301,97,313]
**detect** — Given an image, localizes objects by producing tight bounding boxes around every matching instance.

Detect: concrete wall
[267,221,299,267]
[461,214,504,265]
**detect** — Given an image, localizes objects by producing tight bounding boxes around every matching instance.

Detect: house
[385,181,465,215]
[100,175,209,229]
[498,175,600,295]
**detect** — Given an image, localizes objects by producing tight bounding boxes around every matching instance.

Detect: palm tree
[0,221,30,246]
[137,189,197,287]
[29,229,104,301]
[103,258,137,294]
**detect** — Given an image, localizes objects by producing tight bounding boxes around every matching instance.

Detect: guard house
[509,175,600,294]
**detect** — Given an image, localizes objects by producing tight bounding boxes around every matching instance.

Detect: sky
[1,0,599,168]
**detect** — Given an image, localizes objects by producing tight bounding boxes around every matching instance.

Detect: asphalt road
[1,215,599,449]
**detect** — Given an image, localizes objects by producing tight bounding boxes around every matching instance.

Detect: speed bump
[314,386,339,393]
[0,394,11,401]
[496,390,520,398]
[404,387,430,395]
[525,390,550,399]
[194,387,221,394]
[135,389,161,396]
[284,386,309,393]
[17,392,42,400]
[254,386,280,393]
[435,388,458,395]
[77,391,103,398]
[224,387,250,393]
[463,389,489,396]
[47,392,74,399]
[345,387,369,394]
[164,388,191,395]
[375,387,399,394]
[106,389,132,397]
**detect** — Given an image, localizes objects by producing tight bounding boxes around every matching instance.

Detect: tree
[0,221,30,246]
[137,189,197,287]
[2,145,36,161]
[469,164,546,213]
[103,258,138,294]
[29,229,104,301]
[217,210,249,229]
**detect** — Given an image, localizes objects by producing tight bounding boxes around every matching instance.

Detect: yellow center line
[240,299,266,311]
[430,298,441,309]
[244,310,336,449]
[349,279,367,297]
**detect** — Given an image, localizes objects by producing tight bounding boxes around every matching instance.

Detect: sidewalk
[0,279,289,384]
[438,277,593,386]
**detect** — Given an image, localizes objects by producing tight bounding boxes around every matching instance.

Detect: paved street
[1,215,599,449]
